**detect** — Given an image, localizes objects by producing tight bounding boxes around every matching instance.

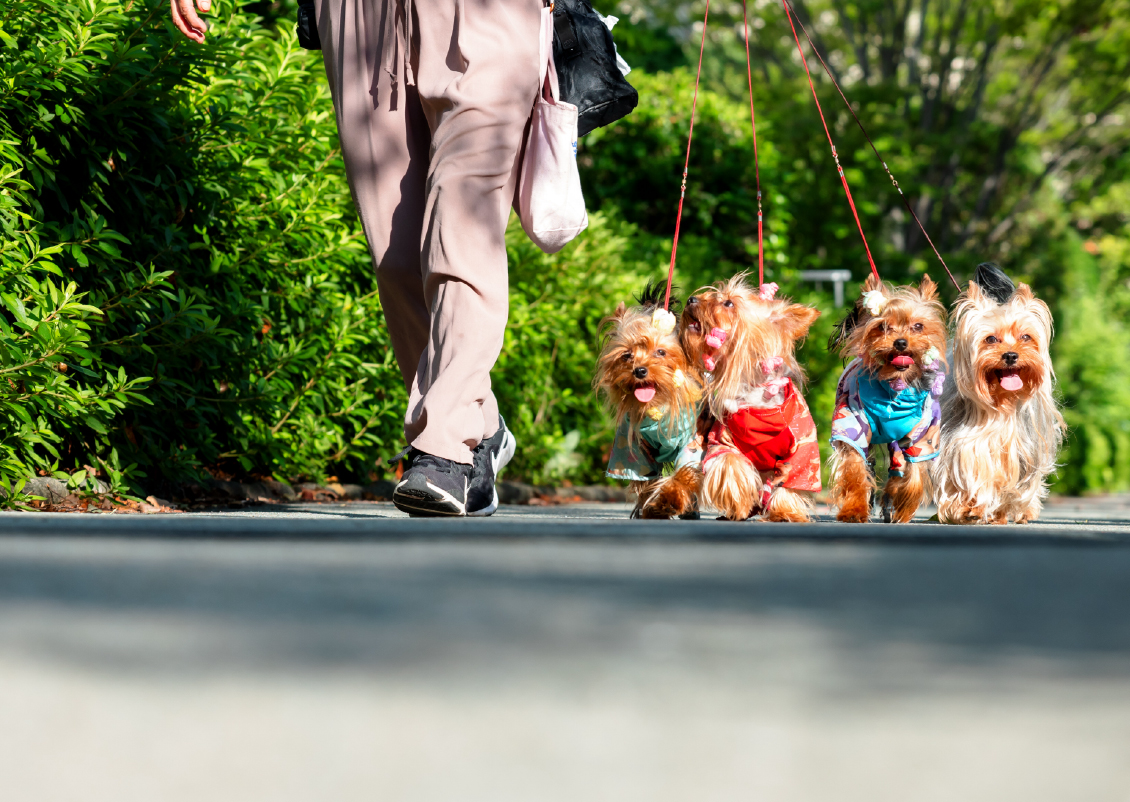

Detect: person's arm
[171,0,211,43]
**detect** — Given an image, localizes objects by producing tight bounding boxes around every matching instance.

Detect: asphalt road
[2,502,1129,801]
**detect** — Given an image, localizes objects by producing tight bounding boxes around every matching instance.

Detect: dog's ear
[967,280,986,304]
[918,274,939,303]
[775,303,821,341]
[1012,283,1035,303]
[862,272,883,295]
[612,301,627,320]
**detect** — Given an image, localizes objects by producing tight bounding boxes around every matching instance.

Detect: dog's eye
[655,349,666,357]
[985,335,1000,345]
[723,299,734,308]
[1020,334,1032,342]
[912,323,924,332]
[688,297,698,305]
[620,351,632,361]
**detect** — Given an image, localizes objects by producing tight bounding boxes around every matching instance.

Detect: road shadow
[0,539,1127,686]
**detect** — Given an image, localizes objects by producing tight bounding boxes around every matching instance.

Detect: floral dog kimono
[830,357,945,476]
[702,378,822,509]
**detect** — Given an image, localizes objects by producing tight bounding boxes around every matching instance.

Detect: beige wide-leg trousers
[316,0,542,464]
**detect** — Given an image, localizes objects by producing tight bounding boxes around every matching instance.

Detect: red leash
[664,0,767,307]
[663,0,711,311]
[781,0,960,290]
[783,0,880,283]
[666,0,956,304]
[742,0,764,286]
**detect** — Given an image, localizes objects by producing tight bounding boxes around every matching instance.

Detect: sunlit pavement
[2,501,1129,801]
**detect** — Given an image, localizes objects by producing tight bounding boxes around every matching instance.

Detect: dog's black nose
[1002,351,1018,365]
[633,366,648,379]
[893,338,908,351]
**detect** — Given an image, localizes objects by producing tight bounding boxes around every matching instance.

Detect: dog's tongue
[634,386,657,403]
[1000,371,1024,391]
[891,355,915,367]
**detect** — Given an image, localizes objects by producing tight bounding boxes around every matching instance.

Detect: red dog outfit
[703,379,822,509]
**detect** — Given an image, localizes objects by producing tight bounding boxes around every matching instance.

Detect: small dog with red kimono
[681,275,822,521]
[827,274,947,523]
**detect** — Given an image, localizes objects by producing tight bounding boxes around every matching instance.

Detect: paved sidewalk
[1,501,1129,801]
[3,495,1130,540]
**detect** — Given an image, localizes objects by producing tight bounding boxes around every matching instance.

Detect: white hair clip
[862,290,886,316]
[651,308,676,335]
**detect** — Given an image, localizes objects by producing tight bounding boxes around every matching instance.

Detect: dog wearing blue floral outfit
[827,274,948,523]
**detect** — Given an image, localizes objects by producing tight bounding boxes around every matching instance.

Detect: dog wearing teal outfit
[830,356,944,478]
[607,406,701,482]
[595,284,703,519]
[826,274,949,524]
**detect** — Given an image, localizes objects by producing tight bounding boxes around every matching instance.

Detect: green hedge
[1,0,410,500]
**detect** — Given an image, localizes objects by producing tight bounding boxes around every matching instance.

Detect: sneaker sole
[393,479,468,517]
[466,428,517,518]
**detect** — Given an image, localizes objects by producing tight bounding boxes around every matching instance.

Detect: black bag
[296,0,321,51]
[551,0,638,137]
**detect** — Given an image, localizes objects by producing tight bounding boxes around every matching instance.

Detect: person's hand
[171,0,211,43]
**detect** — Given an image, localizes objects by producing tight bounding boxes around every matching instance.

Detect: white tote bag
[517,6,588,254]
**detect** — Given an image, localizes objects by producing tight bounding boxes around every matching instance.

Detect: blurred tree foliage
[1,0,1128,499]
[590,0,1130,493]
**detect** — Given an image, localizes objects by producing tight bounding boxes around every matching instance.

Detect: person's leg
[405,0,543,465]
[316,0,431,391]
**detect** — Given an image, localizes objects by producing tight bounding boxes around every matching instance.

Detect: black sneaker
[393,452,474,516]
[466,416,517,517]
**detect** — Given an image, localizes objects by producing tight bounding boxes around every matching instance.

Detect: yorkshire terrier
[827,274,947,523]
[596,283,703,519]
[681,274,822,522]
[933,263,1064,524]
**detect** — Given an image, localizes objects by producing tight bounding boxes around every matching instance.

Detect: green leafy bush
[1,0,403,498]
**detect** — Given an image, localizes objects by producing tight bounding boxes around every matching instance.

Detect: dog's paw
[836,508,870,524]
[639,467,699,519]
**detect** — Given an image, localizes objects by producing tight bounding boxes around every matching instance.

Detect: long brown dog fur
[933,277,1064,524]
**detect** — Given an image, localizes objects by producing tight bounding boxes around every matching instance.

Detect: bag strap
[537,5,561,104]
[545,40,561,102]
[552,7,581,61]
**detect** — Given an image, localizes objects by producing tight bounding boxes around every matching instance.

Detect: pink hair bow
[760,356,784,374]
[705,327,728,350]
[758,282,779,301]
[762,376,790,400]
